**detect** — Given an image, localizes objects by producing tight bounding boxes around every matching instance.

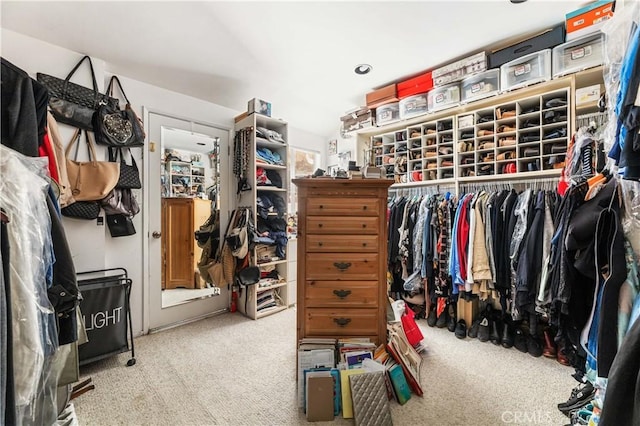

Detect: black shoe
[527,335,543,357]
[477,317,491,342]
[455,320,467,339]
[558,383,595,415]
[501,320,514,348]
[447,311,457,333]
[468,319,481,339]
[436,309,448,328]
[514,328,528,353]
[557,383,594,410]
[427,306,437,327]
[490,316,502,345]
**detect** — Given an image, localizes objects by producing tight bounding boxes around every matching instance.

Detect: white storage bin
[427,83,460,112]
[553,32,605,78]
[376,102,400,126]
[461,69,500,103]
[501,49,552,92]
[399,93,429,120]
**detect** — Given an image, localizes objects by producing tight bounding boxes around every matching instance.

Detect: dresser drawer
[306,216,379,235]
[305,281,378,307]
[306,235,378,253]
[305,308,379,336]
[306,253,379,280]
[307,197,379,216]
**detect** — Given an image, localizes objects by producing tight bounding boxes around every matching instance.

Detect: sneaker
[468,319,481,339]
[455,320,467,339]
[558,383,594,410]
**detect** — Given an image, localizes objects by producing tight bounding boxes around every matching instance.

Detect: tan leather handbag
[65,129,119,201]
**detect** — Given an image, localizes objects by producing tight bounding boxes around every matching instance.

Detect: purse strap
[106,76,131,105]
[108,147,138,171]
[63,55,100,104]
[65,129,97,163]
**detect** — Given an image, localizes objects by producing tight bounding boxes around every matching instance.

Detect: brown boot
[543,328,557,358]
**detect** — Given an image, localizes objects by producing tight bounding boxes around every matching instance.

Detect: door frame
[142,107,233,334]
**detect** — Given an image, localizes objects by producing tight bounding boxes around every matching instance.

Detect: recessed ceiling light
[354,64,372,75]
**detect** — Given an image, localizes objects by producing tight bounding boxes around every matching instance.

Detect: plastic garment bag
[0,145,59,425]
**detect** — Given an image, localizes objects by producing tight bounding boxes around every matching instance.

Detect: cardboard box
[566,0,614,41]
[457,297,479,327]
[248,98,271,117]
[340,107,374,132]
[366,84,398,109]
[576,84,603,105]
[488,24,565,69]
[397,71,433,99]
[234,111,248,123]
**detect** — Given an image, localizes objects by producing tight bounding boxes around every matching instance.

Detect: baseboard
[147,308,229,335]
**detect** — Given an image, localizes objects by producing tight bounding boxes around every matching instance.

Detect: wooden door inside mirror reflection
[161,198,210,290]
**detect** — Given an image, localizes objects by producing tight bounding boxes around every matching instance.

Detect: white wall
[1,28,326,335]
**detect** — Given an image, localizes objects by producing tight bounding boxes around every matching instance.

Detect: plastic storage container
[399,93,429,120]
[461,69,500,103]
[427,83,460,112]
[501,49,552,92]
[552,32,605,78]
[376,102,400,126]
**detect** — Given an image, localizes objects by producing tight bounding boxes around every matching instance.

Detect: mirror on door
[160,126,221,308]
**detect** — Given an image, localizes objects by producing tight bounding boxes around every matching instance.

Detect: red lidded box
[397,71,434,99]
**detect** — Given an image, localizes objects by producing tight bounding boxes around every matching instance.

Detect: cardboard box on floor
[457,297,479,326]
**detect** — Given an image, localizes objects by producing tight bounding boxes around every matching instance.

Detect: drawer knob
[333,317,351,327]
[362,224,366,228]
[363,205,367,210]
[334,262,352,272]
[333,289,352,299]
[318,223,323,228]
[362,243,367,247]
[319,205,324,209]
[318,242,323,247]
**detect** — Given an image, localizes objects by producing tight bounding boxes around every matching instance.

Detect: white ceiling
[1,0,587,139]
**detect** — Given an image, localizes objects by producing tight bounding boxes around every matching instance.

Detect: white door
[144,110,231,332]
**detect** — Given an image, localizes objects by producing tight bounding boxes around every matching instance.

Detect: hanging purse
[108,147,142,189]
[93,76,145,147]
[37,56,119,131]
[65,129,120,202]
[101,188,140,217]
[106,214,136,237]
[61,200,101,220]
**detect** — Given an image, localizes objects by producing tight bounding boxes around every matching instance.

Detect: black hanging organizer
[76,268,136,367]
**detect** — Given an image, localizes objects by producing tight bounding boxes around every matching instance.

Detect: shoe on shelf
[543,328,557,358]
[501,319,514,348]
[513,327,528,353]
[455,319,467,339]
[468,318,481,339]
[527,335,543,357]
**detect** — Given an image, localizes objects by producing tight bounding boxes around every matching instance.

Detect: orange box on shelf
[397,71,433,99]
[366,84,398,109]
[566,0,614,40]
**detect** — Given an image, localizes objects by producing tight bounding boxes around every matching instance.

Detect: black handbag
[106,214,136,237]
[108,147,141,189]
[37,56,119,131]
[61,200,101,220]
[93,76,145,147]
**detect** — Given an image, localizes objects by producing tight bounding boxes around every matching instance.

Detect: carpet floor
[74,307,576,425]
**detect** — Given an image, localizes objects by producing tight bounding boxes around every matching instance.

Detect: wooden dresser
[293,178,393,346]
[161,198,211,290]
